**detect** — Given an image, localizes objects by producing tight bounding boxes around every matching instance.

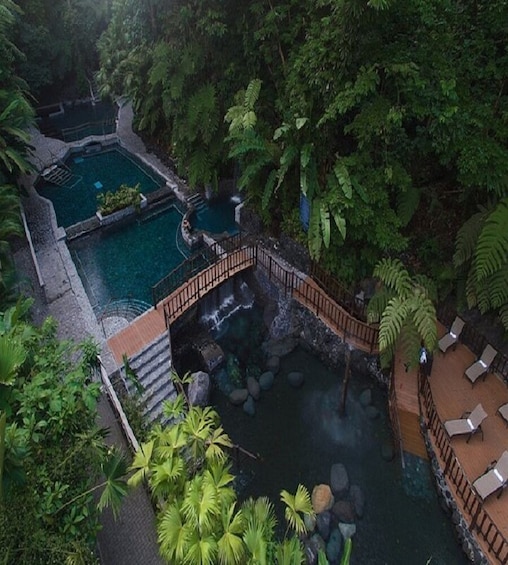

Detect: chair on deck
[473,451,508,500]
[497,403,508,427]
[444,403,487,443]
[464,344,498,386]
[438,316,465,353]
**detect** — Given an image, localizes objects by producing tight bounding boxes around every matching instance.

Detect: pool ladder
[41,164,73,186]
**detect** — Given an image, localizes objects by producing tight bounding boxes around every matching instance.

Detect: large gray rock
[243,395,256,416]
[287,371,304,388]
[188,371,210,407]
[259,371,274,391]
[247,376,261,400]
[316,511,331,541]
[326,528,342,563]
[229,388,249,406]
[349,485,365,519]
[330,463,349,497]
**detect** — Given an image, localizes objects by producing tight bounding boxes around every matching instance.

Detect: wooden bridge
[107,238,379,365]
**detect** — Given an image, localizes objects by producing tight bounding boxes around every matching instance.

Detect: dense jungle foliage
[96,0,508,333]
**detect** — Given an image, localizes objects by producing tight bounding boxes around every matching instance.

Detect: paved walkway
[14,102,171,565]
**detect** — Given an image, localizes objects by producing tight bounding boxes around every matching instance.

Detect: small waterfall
[199,277,255,333]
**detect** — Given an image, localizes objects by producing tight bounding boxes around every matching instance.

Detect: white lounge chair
[497,403,508,427]
[444,403,487,443]
[473,451,508,500]
[438,316,465,353]
[464,344,498,386]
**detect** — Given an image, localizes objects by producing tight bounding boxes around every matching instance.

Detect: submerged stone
[266,355,280,374]
[247,376,261,400]
[287,371,304,388]
[243,395,256,416]
[349,485,365,519]
[359,388,372,407]
[259,371,274,390]
[316,511,331,541]
[326,528,342,562]
[330,463,349,496]
[229,388,248,406]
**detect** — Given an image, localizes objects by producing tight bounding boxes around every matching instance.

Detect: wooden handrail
[419,373,508,563]
[158,239,379,354]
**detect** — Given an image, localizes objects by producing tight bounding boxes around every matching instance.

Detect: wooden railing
[419,373,508,563]
[152,233,244,307]
[158,237,379,354]
[310,261,369,322]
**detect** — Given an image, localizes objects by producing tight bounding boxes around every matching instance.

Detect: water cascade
[199,277,254,334]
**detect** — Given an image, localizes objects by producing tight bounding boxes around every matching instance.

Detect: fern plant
[454,197,508,331]
[368,258,437,368]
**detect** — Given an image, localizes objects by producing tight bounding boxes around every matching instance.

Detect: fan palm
[275,537,305,565]
[217,503,245,564]
[280,484,314,536]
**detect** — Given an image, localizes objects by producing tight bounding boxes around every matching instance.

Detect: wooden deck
[393,324,508,563]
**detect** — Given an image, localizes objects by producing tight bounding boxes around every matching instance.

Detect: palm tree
[368,258,437,368]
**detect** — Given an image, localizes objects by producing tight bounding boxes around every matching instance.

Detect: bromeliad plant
[128,371,315,565]
[97,183,142,216]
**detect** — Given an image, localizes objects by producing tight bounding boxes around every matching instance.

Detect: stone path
[14,102,169,565]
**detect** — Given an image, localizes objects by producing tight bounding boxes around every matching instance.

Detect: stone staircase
[122,332,177,425]
[187,192,207,212]
[41,164,73,186]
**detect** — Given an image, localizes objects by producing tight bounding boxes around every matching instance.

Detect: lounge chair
[444,403,487,443]
[464,344,498,386]
[473,451,508,500]
[497,403,508,427]
[438,316,465,353]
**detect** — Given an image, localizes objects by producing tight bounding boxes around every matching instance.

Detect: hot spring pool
[37,144,165,228]
[69,204,188,314]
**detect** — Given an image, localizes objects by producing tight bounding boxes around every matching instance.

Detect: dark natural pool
[203,305,468,565]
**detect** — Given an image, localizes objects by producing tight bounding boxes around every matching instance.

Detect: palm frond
[453,210,486,268]
[378,296,409,352]
[128,440,154,486]
[475,197,508,281]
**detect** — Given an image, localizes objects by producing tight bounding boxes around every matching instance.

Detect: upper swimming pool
[190,195,239,235]
[37,100,118,141]
[36,144,166,228]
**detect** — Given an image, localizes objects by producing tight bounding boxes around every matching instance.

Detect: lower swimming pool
[37,144,166,228]
[190,195,239,235]
[69,204,188,315]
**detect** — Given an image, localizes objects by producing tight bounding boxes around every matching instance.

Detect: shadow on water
[205,305,468,565]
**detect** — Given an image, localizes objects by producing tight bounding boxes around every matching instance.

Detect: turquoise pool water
[203,306,468,565]
[37,146,165,228]
[69,205,188,314]
[191,195,239,235]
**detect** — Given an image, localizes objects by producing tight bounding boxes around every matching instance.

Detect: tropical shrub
[128,375,315,564]
[0,302,127,563]
[97,183,142,215]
